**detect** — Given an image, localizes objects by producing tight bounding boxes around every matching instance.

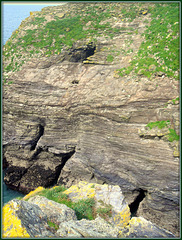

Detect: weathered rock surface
[64,181,131,227]
[3,2,180,236]
[56,217,120,238]
[2,184,175,238]
[119,217,176,238]
[28,195,77,225]
[2,199,54,238]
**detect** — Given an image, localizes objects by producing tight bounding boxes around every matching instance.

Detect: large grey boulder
[56,216,120,238]
[119,217,175,238]
[2,199,55,237]
[28,195,77,225]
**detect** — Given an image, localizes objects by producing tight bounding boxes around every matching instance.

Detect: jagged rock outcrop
[2,183,175,238]
[3,2,180,236]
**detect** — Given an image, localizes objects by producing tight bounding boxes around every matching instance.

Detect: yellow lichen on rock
[23,186,44,200]
[2,201,30,238]
[64,181,96,200]
[113,205,131,227]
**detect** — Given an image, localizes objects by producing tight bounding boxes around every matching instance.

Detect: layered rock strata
[3,2,180,236]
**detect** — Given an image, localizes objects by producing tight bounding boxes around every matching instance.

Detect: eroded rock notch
[67,42,96,62]
[129,188,147,217]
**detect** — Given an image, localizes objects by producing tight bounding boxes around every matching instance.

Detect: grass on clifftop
[3,2,151,74]
[117,3,179,80]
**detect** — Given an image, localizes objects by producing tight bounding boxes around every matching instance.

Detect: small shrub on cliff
[96,205,112,221]
[72,198,95,220]
[47,220,59,231]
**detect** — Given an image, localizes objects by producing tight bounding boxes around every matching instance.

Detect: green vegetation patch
[47,220,59,231]
[73,198,95,220]
[38,186,96,220]
[118,3,179,80]
[168,128,180,142]
[96,205,112,221]
[107,54,114,62]
[146,120,170,129]
[146,120,179,142]
[171,97,179,104]
[3,3,139,73]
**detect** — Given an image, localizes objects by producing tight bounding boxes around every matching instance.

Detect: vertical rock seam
[129,189,147,217]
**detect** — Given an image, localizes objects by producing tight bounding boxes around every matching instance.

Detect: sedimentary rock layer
[3,2,180,236]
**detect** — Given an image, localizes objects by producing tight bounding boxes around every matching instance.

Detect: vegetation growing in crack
[167,128,180,142]
[146,120,179,142]
[117,3,179,80]
[146,120,170,130]
[47,220,59,231]
[28,186,95,220]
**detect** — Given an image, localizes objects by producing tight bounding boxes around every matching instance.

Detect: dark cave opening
[69,44,96,62]
[129,188,147,217]
[51,149,76,186]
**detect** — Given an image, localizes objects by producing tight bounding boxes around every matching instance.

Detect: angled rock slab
[28,195,77,225]
[119,217,176,238]
[56,216,120,238]
[2,199,55,238]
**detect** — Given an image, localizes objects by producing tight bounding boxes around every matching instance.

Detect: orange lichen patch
[23,186,45,200]
[113,205,131,227]
[2,201,30,238]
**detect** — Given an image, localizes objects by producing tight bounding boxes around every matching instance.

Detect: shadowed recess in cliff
[69,43,96,62]
[30,124,45,151]
[129,188,147,217]
[51,148,76,186]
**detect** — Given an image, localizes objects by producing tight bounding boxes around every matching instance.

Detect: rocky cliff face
[3,2,180,236]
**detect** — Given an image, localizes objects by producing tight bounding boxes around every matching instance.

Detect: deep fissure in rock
[30,124,44,150]
[129,188,147,217]
[52,149,76,186]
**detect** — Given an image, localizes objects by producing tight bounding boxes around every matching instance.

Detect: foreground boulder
[64,181,131,227]
[2,183,176,238]
[119,217,176,238]
[2,199,54,238]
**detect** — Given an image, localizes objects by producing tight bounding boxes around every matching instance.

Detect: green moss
[107,54,114,62]
[47,220,59,231]
[146,120,170,129]
[168,128,179,142]
[146,120,179,142]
